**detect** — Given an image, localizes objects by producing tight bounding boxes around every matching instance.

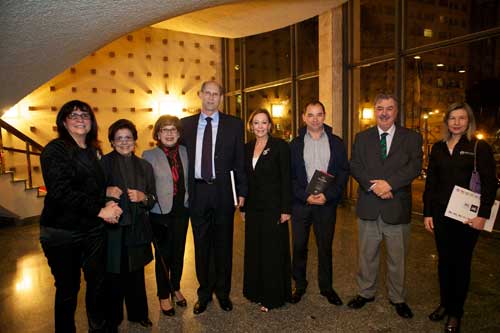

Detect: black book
[306,170,335,195]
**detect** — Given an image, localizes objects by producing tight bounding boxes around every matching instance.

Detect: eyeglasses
[67,112,91,120]
[160,127,178,134]
[113,136,134,143]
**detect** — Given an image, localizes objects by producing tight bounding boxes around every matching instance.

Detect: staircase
[0,118,45,221]
[0,171,45,219]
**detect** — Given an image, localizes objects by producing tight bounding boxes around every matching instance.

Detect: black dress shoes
[193,301,208,315]
[218,298,233,311]
[320,289,343,306]
[429,305,447,321]
[390,301,414,319]
[290,288,306,304]
[347,295,375,309]
[444,316,461,332]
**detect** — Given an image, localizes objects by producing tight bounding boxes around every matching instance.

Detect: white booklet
[445,185,499,232]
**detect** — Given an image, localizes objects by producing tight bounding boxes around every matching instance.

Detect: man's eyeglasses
[67,112,91,120]
[160,127,178,134]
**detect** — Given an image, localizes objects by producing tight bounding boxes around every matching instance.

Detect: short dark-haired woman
[100,119,157,330]
[423,102,497,332]
[40,100,123,333]
[142,115,189,316]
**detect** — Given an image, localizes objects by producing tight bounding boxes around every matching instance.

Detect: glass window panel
[245,84,292,141]
[297,77,319,129]
[404,37,500,217]
[226,39,241,92]
[245,27,291,86]
[297,17,319,75]
[407,0,500,48]
[226,95,242,118]
[358,0,396,60]
[357,61,396,132]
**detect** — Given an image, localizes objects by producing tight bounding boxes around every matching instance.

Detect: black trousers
[42,227,107,333]
[191,182,235,303]
[105,268,149,326]
[150,209,189,299]
[291,203,337,293]
[433,208,480,318]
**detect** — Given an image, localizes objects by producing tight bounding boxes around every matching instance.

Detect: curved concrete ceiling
[0,0,344,113]
[153,0,343,38]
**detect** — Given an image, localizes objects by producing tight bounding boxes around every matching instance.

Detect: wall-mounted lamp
[2,104,19,118]
[271,104,284,118]
[361,107,374,120]
[476,133,484,140]
[158,97,184,117]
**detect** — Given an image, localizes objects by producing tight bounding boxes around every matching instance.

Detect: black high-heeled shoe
[429,305,447,321]
[173,291,187,307]
[444,316,461,333]
[160,298,175,316]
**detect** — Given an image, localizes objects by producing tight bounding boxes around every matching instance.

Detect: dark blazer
[350,126,423,224]
[180,112,247,219]
[40,138,106,231]
[242,136,291,214]
[423,136,497,219]
[142,145,189,215]
[290,124,349,207]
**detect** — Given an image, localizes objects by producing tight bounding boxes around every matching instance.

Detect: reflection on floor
[1,204,499,332]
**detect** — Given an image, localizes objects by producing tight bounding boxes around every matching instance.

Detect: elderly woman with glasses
[40,100,123,333]
[142,115,189,317]
[100,119,157,330]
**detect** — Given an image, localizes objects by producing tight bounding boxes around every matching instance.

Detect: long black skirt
[243,210,291,309]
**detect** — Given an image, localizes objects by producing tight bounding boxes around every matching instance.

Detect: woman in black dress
[40,100,123,333]
[100,119,156,330]
[423,102,497,332]
[241,109,292,312]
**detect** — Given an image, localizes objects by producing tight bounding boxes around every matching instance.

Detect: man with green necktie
[348,93,423,319]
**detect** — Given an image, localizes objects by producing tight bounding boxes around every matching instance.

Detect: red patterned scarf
[162,144,180,195]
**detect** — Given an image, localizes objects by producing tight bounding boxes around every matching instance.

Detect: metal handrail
[0,119,44,188]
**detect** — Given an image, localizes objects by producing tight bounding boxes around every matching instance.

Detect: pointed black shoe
[218,298,233,311]
[429,305,447,321]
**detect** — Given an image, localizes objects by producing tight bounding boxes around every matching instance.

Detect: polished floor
[1,205,499,332]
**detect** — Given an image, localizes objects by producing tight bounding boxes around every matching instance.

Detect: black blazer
[350,126,423,224]
[180,112,248,217]
[423,136,497,219]
[242,136,291,215]
[40,138,106,231]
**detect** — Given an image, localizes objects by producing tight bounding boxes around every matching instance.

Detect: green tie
[380,132,388,159]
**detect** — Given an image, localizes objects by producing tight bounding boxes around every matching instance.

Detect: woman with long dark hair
[40,100,122,333]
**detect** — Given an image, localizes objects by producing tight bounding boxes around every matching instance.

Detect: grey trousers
[356,216,411,303]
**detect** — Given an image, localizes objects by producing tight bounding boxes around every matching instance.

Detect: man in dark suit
[180,81,247,315]
[289,101,349,306]
[348,93,423,319]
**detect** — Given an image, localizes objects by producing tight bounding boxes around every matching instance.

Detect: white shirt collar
[377,124,396,137]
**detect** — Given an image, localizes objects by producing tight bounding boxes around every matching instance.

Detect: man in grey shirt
[289,101,349,305]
